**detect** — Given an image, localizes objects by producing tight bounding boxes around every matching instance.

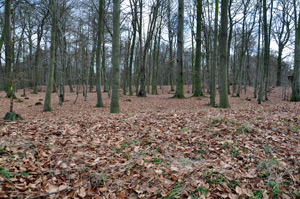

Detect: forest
[0,0,300,198]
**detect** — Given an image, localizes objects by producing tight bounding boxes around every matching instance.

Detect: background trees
[0,0,299,114]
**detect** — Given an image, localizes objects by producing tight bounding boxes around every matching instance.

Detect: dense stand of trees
[1,0,300,114]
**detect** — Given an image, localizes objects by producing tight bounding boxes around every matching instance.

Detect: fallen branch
[28,182,88,199]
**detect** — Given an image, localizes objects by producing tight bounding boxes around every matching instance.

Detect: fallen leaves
[0,87,299,198]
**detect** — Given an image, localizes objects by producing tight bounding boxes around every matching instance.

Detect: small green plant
[206,173,226,185]
[223,142,230,149]
[89,173,107,186]
[289,125,300,133]
[0,167,11,179]
[121,143,129,149]
[228,180,240,189]
[199,142,206,147]
[113,147,122,152]
[256,116,263,120]
[163,183,182,199]
[197,149,207,154]
[122,152,130,160]
[155,189,162,195]
[251,190,263,199]
[266,181,281,197]
[153,158,162,164]
[229,119,236,124]
[291,190,300,198]
[99,176,106,185]
[183,127,189,132]
[0,145,8,155]
[283,180,292,186]
[132,139,138,146]
[237,123,253,133]
[230,147,240,158]
[195,186,209,196]
[20,172,30,178]
[209,117,225,125]
[263,146,272,154]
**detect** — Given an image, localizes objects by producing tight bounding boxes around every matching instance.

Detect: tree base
[171,93,185,99]
[137,90,147,97]
[4,112,23,121]
[191,93,205,98]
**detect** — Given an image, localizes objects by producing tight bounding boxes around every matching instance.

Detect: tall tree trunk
[95,0,104,107]
[219,0,230,108]
[191,30,195,93]
[210,0,219,106]
[258,0,270,104]
[254,0,261,98]
[173,0,185,98]
[227,0,233,94]
[168,0,174,92]
[33,12,47,94]
[193,0,204,97]
[89,32,96,92]
[236,3,247,97]
[154,25,161,95]
[276,47,283,87]
[128,2,137,96]
[43,0,56,112]
[152,30,158,95]
[110,0,120,113]
[4,0,14,98]
[33,29,42,94]
[265,0,273,100]
[291,2,300,101]
[102,39,108,92]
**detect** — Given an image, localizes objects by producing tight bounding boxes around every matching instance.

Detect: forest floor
[0,86,299,199]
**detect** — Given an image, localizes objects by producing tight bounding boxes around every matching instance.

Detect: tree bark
[193,0,204,97]
[291,2,300,101]
[110,0,121,113]
[4,0,14,98]
[218,0,230,108]
[210,0,219,106]
[95,0,104,107]
[173,0,185,98]
[43,0,57,112]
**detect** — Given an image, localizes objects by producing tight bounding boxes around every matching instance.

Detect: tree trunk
[89,33,96,92]
[254,1,261,98]
[276,47,283,87]
[236,4,247,97]
[102,39,108,92]
[218,0,230,108]
[154,26,161,95]
[193,0,204,97]
[95,0,104,107]
[168,0,174,92]
[128,2,137,96]
[43,0,56,112]
[110,0,121,113]
[210,0,219,106]
[291,4,300,101]
[227,0,233,94]
[258,0,270,104]
[173,0,185,98]
[4,0,14,98]
[33,12,47,94]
